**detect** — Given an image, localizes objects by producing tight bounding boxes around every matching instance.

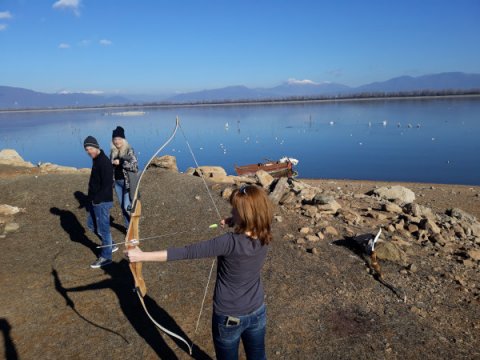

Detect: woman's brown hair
[229,185,274,245]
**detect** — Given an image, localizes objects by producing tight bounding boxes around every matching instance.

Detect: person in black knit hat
[110,126,138,229]
[83,136,117,268]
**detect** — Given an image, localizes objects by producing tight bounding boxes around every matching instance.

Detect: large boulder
[372,186,415,204]
[0,149,34,168]
[375,241,407,264]
[255,170,274,188]
[269,177,290,204]
[195,166,227,178]
[150,155,178,172]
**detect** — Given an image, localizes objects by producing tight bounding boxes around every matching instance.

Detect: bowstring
[178,120,223,333]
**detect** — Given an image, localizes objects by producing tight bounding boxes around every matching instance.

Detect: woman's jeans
[114,179,131,228]
[212,303,267,360]
[87,201,113,260]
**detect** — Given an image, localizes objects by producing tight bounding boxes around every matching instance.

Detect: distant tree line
[2,88,480,112]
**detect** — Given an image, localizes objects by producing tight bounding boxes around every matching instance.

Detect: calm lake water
[1,97,479,185]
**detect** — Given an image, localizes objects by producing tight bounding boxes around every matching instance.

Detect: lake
[1,97,479,185]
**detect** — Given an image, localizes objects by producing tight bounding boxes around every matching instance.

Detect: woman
[110,126,138,228]
[126,185,273,360]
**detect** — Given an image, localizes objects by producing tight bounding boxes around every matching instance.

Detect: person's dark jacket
[88,150,113,204]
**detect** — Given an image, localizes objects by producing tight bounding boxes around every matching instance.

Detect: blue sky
[0,0,479,96]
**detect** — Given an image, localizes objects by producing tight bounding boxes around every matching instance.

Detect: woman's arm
[126,247,167,262]
[126,233,234,263]
[121,148,138,172]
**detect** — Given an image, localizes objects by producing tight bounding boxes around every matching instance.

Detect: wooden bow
[125,117,193,355]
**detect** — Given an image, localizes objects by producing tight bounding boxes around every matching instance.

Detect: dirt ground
[0,168,479,359]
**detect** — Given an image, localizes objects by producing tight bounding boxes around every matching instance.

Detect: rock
[429,233,446,246]
[274,215,283,223]
[372,186,415,204]
[269,177,290,205]
[195,166,227,177]
[387,224,396,232]
[317,200,341,214]
[337,209,361,226]
[448,208,477,223]
[296,238,306,245]
[312,194,334,205]
[0,205,24,216]
[4,222,19,233]
[222,187,234,200]
[311,248,319,255]
[38,163,79,173]
[407,263,417,272]
[280,191,297,205]
[323,226,338,237]
[255,170,274,188]
[0,149,34,167]
[366,211,387,221]
[407,224,419,233]
[375,241,407,264]
[306,235,320,242]
[316,232,325,240]
[185,167,196,176]
[382,202,403,214]
[395,219,405,231]
[410,306,427,318]
[299,227,311,234]
[467,249,480,261]
[215,175,238,184]
[150,155,178,172]
[419,218,441,235]
[404,203,435,219]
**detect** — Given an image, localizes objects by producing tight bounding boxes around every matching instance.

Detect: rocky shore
[0,148,479,359]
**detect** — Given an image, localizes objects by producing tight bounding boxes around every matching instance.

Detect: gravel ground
[0,168,479,359]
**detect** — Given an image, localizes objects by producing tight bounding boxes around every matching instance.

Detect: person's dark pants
[87,201,113,260]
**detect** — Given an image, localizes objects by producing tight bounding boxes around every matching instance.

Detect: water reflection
[0,98,479,185]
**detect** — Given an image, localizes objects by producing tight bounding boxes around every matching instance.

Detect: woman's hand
[125,246,144,262]
[112,159,120,166]
[220,217,234,228]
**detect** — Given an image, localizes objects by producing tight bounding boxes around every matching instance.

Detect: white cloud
[58,89,104,95]
[78,39,90,46]
[0,11,12,19]
[52,0,81,16]
[0,24,7,31]
[287,78,318,85]
[58,43,71,49]
[99,39,112,46]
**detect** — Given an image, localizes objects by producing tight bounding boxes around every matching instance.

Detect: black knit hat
[83,136,99,149]
[112,126,125,139]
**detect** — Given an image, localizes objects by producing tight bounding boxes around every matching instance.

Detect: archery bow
[125,117,193,355]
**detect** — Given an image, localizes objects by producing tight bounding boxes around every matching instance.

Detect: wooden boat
[234,160,293,177]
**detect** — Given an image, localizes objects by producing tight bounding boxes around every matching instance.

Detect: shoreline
[1,93,479,114]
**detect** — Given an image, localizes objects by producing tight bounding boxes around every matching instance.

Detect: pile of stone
[0,149,89,174]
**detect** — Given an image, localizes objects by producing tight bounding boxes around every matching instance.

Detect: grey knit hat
[83,136,99,149]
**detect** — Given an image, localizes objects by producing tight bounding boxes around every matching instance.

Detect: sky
[1,0,479,96]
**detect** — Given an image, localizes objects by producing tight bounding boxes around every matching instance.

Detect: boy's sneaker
[112,243,119,253]
[90,257,112,269]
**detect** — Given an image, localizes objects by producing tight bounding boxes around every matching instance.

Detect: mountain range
[1,72,479,109]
